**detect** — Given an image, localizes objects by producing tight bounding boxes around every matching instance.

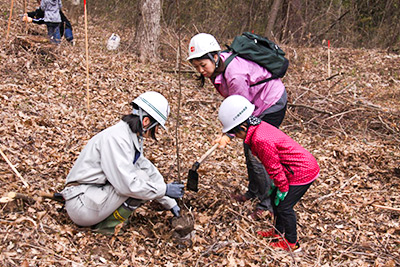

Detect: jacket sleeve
[155,196,177,210]
[100,134,167,200]
[137,157,177,209]
[253,138,289,192]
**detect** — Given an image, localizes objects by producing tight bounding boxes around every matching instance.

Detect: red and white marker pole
[328,40,331,76]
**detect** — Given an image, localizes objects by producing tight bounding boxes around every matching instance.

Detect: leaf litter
[0,2,399,266]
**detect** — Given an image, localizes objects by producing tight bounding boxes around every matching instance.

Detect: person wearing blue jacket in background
[24,4,74,44]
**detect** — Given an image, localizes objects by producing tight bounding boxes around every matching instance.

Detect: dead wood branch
[311,10,350,43]
[3,191,64,204]
[288,103,333,115]
[7,191,36,204]
[0,147,29,187]
[322,108,365,122]
[300,72,342,86]
[372,204,400,212]
[162,68,195,74]
[316,174,358,202]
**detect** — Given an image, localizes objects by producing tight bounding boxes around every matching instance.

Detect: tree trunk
[134,0,161,63]
[265,0,283,39]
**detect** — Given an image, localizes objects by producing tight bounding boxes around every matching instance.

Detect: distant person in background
[187,33,288,220]
[40,0,62,44]
[24,3,74,44]
[23,0,63,44]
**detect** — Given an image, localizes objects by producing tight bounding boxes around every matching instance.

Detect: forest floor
[1,2,400,266]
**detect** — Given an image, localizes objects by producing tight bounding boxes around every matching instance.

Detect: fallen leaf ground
[1,2,399,266]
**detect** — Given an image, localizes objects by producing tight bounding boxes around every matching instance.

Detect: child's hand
[274,189,288,206]
[212,134,232,148]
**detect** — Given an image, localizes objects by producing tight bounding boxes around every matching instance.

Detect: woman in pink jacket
[187,33,288,219]
[218,95,320,252]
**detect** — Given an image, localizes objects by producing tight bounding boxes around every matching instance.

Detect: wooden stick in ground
[84,0,90,110]
[6,0,15,40]
[24,0,27,33]
[0,147,29,188]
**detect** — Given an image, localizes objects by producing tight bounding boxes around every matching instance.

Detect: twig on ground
[322,108,365,122]
[289,103,333,115]
[0,147,29,188]
[372,204,400,212]
[316,174,358,202]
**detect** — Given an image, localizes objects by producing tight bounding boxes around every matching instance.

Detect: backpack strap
[223,52,237,68]
[223,51,276,87]
[250,76,276,87]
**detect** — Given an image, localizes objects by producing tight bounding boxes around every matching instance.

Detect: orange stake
[6,0,15,40]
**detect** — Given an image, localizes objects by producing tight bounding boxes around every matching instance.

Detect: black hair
[122,114,142,134]
[122,112,158,141]
[190,52,225,87]
[227,121,249,135]
[227,116,262,134]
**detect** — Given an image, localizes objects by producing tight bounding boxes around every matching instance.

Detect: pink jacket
[212,52,286,117]
[245,122,320,192]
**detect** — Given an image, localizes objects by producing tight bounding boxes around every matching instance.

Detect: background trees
[88,0,400,51]
[82,0,400,63]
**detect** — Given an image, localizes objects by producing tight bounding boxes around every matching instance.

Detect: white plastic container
[107,33,120,51]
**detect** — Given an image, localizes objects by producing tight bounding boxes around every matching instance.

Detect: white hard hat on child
[187,33,221,60]
[218,95,255,133]
[132,91,170,130]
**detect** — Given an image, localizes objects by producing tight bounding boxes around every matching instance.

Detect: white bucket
[107,33,120,51]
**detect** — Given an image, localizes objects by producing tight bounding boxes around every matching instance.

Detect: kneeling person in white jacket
[61,91,184,234]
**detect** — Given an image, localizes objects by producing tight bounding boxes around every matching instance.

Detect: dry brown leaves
[1,1,399,266]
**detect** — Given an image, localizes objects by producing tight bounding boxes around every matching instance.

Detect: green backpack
[223,32,289,87]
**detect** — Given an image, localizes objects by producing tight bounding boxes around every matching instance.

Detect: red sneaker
[257,229,281,239]
[249,209,273,220]
[270,239,301,252]
[231,194,249,203]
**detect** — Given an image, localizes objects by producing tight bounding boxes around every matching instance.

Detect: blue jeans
[46,22,61,44]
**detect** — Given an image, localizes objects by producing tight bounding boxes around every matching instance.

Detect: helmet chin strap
[208,52,220,68]
[132,107,159,153]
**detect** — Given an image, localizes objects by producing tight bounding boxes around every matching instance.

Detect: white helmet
[187,33,221,60]
[218,95,255,133]
[132,91,170,130]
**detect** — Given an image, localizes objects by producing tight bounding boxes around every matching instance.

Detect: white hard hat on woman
[187,33,221,61]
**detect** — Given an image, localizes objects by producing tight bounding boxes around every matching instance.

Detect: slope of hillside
[1,2,399,266]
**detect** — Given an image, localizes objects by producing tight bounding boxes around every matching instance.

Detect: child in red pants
[218,95,320,252]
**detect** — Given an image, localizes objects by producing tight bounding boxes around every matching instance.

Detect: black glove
[165,182,185,199]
